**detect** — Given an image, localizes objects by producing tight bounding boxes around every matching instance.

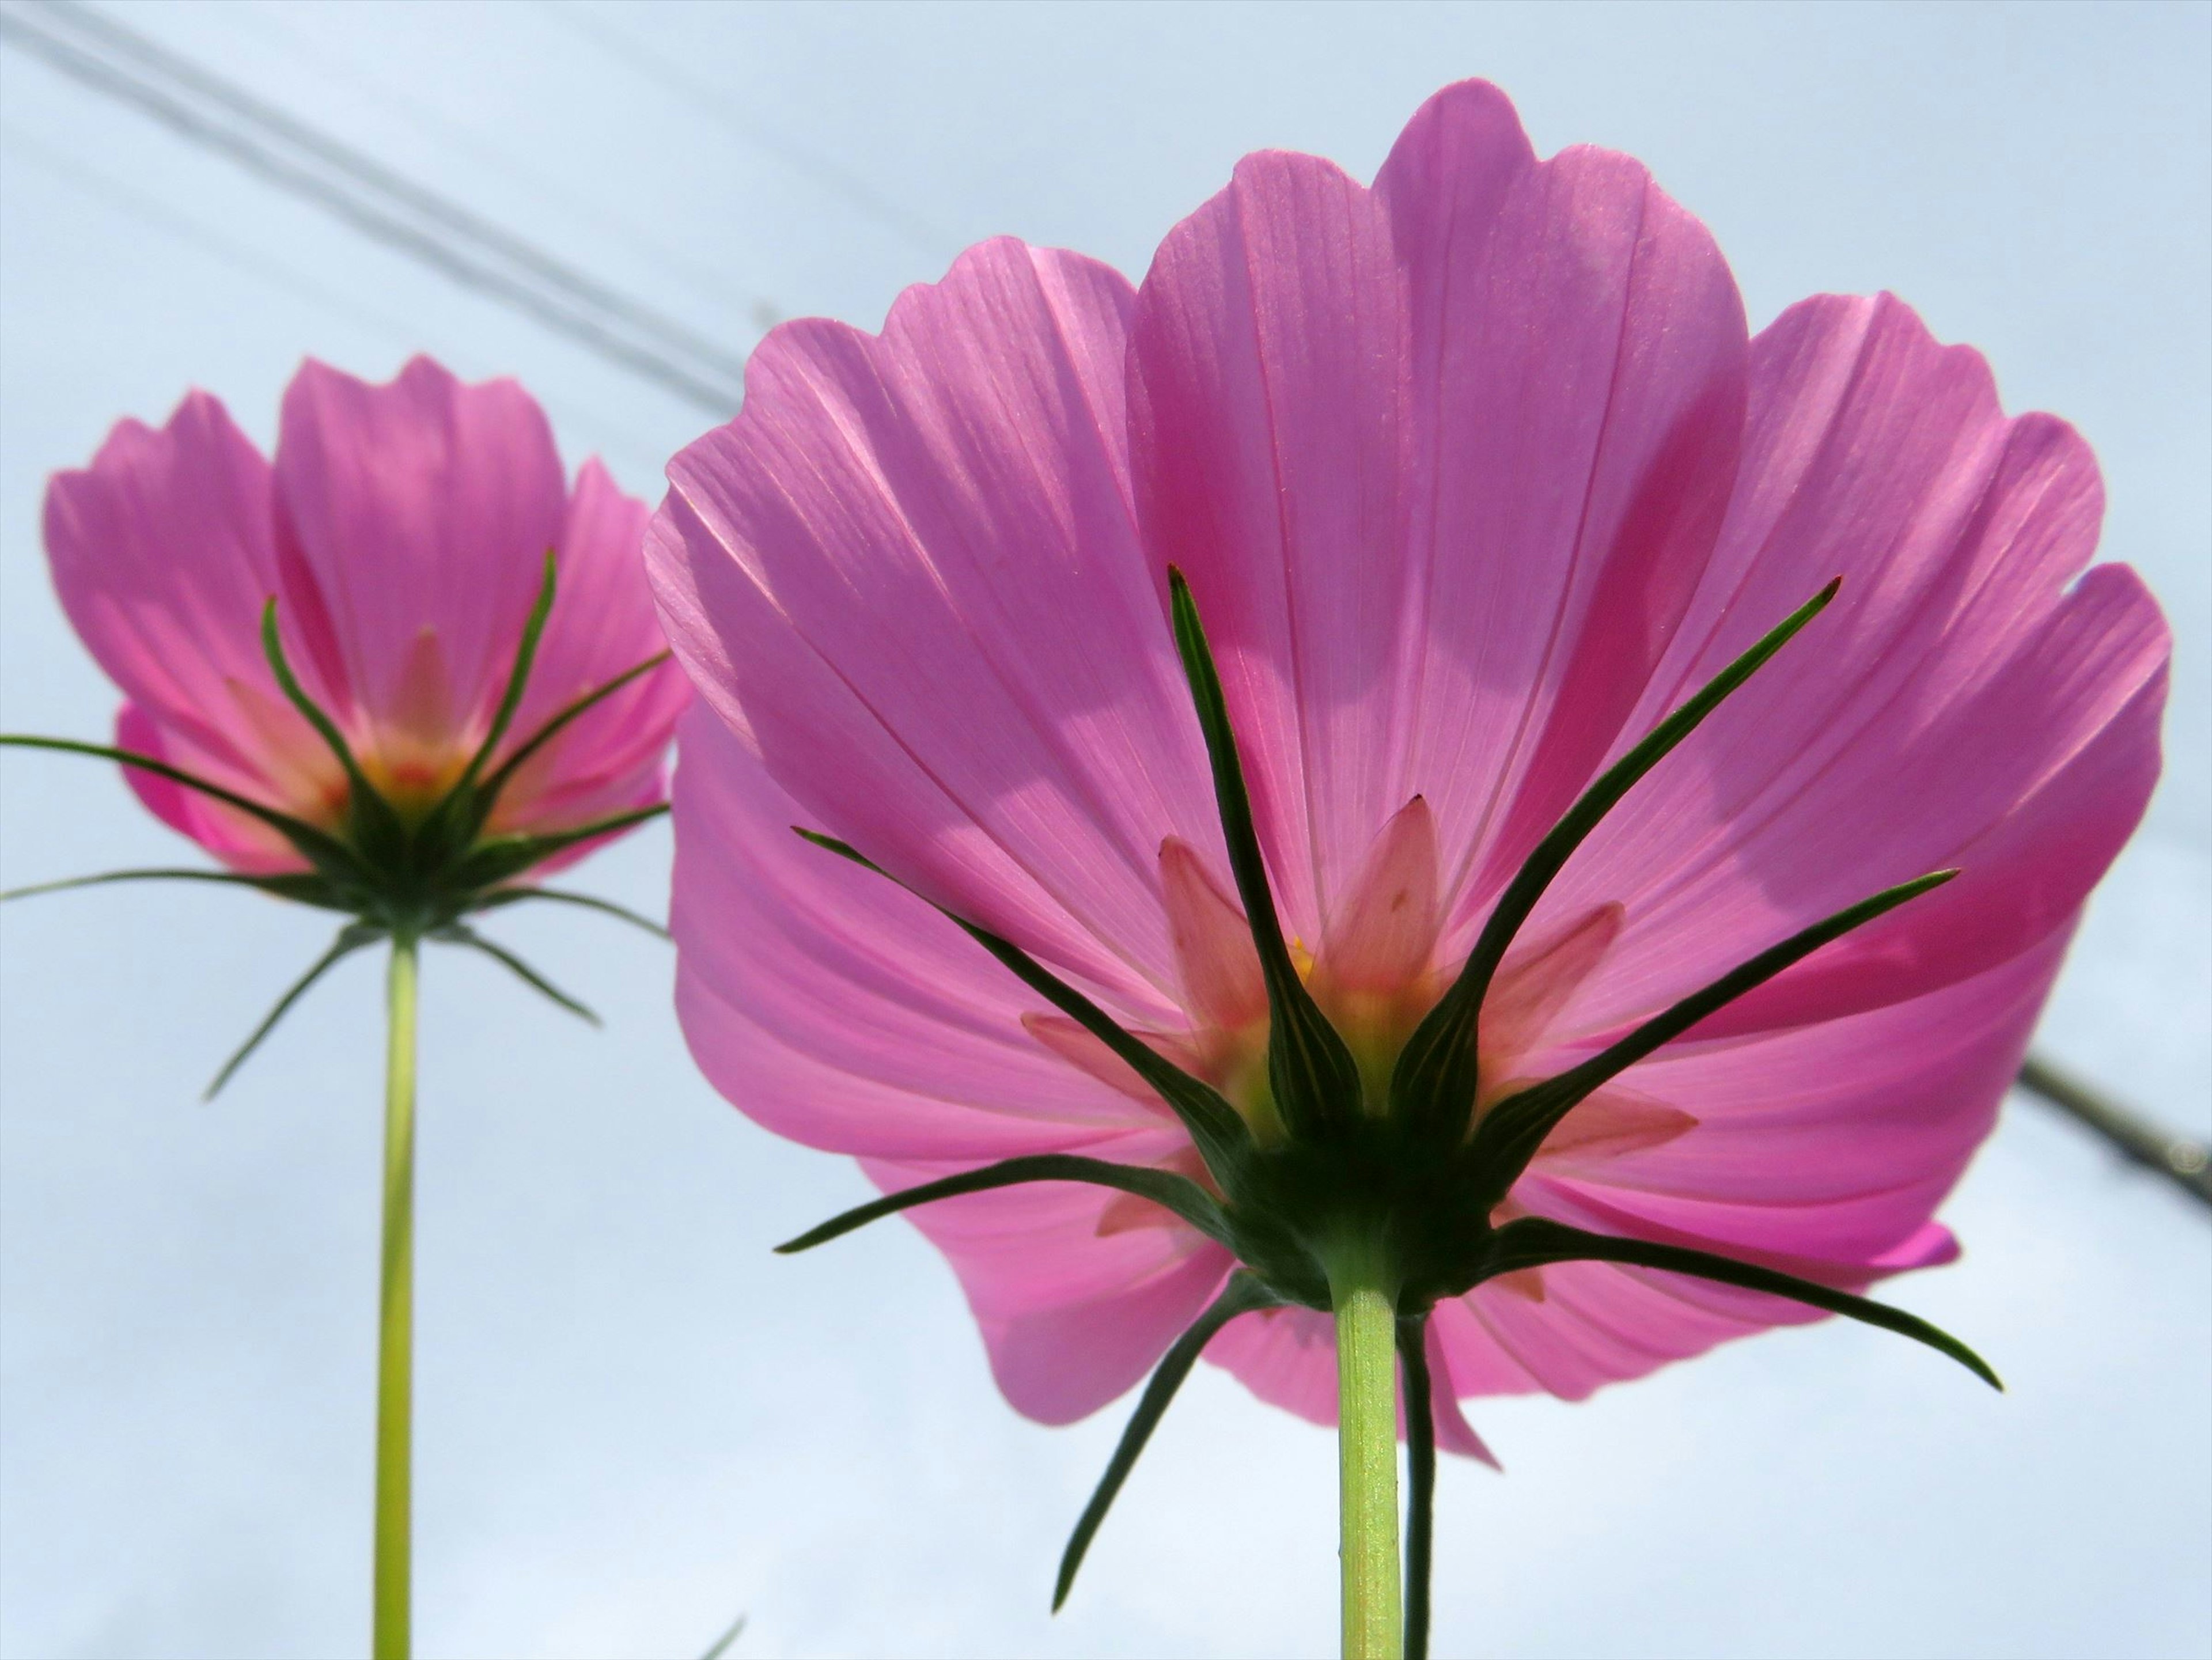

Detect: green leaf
[1054,1272,1278,1611]
[1468,869,1956,1199]
[206,922,384,1099]
[1484,1216,2001,1389]
[0,733,363,876]
[449,802,670,890]
[260,599,405,853]
[1167,569,1362,1139]
[775,1153,1232,1254]
[796,829,1252,1184]
[440,924,600,1024]
[1393,579,1842,1145]
[1,866,344,909]
[471,884,670,939]
[1396,1314,1436,1660]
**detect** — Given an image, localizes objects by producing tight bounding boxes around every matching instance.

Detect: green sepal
[775,1153,1233,1255]
[0,865,347,909]
[1168,568,1362,1140]
[1054,1271,1278,1611]
[1483,1216,2000,1388]
[795,829,1253,1184]
[437,923,600,1025]
[205,920,385,1099]
[1393,579,1842,1147]
[412,549,560,858]
[259,598,407,861]
[460,650,672,843]
[1396,1314,1437,1660]
[470,884,670,939]
[1468,869,1956,1202]
[449,802,670,891]
[0,733,364,877]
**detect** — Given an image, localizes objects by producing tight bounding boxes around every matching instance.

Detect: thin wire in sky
[0,122,677,484]
[0,0,748,418]
[535,0,957,264]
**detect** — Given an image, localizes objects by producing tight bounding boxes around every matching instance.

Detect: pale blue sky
[1,5,2206,1658]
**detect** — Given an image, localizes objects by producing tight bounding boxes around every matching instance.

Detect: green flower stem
[374,934,420,1660]
[1330,1235,1403,1660]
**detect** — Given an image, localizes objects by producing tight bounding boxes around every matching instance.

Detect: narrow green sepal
[260,598,406,856]
[0,733,363,876]
[449,802,670,890]
[775,1153,1232,1255]
[1484,1216,2001,1389]
[1396,1314,1437,1660]
[1393,579,1843,1145]
[1468,868,1957,1199]
[454,550,557,797]
[1054,1271,1278,1611]
[1166,568,1362,1139]
[0,866,345,909]
[795,828,1253,1184]
[471,884,671,939]
[464,649,672,837]
[440,923,600,1025]
[206,920,384,1099]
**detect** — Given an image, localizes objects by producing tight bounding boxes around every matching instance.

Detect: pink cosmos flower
[647,79,2168,1640]
[12,355,690,1075]
[9,355,690,1657]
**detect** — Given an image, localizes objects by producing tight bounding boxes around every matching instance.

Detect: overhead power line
[0,0,748,417]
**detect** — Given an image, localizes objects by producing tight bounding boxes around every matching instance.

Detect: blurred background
[0,3,2206,1657]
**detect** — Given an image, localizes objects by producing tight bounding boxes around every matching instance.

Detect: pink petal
[1130,77,1748,947]
[651,240,1219,1010]
[113,703,303,874]
[482,457,689,839]
[1128,145,1410,942]
[1158,835,1267,1029]
[1479,900,1624,1064]
[1527,1085,1696,1172]
[671,705,1180,1163]
[1518,922,2069,1265]
[866,1147,1235,1424]
[43,391,343,842]
[1532,294,2168,1038]
[1204,1303,1499,1463]
[1318,795,1441,997]
[273,356,566,752]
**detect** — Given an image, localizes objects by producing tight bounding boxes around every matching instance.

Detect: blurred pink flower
[648,77,2167,1606]
[43,355,688,876]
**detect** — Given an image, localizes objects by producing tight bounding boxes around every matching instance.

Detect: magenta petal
[865,1146,1235,1424]
[44,391,340,852]
[113,703,302,873]
[274,356,567,751]
[1522,924,2069,1265]
[652,240,1220,1006]
[1543,294,2168,1036]
[482,457,688,837]
[1204,1302,1499,1463]
[671,706,1183,1162]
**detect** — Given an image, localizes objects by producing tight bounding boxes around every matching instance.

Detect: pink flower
[44,356,686,873]
[648,79,2168,1620]
[13,355,689,1077]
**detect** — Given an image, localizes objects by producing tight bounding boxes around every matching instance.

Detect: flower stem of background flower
[374,934,419,1660]
[1330,1236,1403,1659]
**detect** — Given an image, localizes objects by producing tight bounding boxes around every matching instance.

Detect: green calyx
[783,571,2002,1643]
[2,551,670,1094]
